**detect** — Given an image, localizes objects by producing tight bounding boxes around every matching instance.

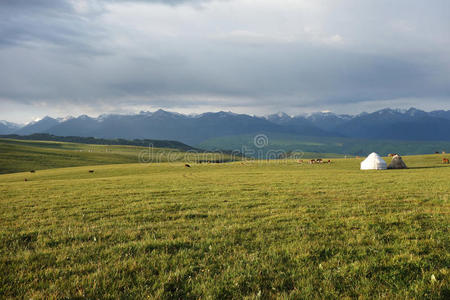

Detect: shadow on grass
[407,165,450,169]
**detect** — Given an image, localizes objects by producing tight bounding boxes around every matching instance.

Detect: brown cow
[443,158,449,164]
[88,170,94,173]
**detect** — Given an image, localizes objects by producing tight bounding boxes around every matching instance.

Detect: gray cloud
[106,0,213,4]
[0,0,449,122]
[0,0,107,56]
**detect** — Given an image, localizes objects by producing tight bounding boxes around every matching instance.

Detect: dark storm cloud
[105,0,213,4]
[0,0,449,121]
[0,0,106,55]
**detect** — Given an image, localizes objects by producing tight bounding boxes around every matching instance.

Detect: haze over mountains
[1,108,450,146]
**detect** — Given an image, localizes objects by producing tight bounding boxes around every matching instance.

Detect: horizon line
[3,106,450,125]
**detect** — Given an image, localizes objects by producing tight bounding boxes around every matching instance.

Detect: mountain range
[1,108,450,147]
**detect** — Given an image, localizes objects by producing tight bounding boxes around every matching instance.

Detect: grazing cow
[298,160,303,164]
[309,159,315,164]
[89,170,95,173]
[185,164,191,168]
[24,178,28,181]
[443,158,449,164]
[327,160,331,163]
[30,170,35,173]
[316,158,323,163]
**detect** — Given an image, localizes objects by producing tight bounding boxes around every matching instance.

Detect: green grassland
[0,138,345,175]
[198,133,450,156]
[0,153,449,298]
[0,139,233,174]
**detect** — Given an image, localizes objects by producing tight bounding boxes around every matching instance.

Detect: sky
[1,0,449,123]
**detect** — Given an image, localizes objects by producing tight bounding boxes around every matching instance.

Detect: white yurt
[360,152,387,170]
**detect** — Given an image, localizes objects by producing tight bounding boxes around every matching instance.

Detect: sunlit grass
[0,155,449,298]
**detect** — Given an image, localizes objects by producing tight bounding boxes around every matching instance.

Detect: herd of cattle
[297,159,332,164]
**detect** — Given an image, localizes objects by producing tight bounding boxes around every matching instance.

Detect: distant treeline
[0,133,197,151]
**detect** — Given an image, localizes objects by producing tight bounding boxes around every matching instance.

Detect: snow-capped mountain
[2,107,450,144]
[0,120,22,134]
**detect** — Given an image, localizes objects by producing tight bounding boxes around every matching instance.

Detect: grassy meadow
[0,152,449,298]
[0,138,232,174]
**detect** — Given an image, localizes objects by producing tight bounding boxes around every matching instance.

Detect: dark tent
[388,155,407,169]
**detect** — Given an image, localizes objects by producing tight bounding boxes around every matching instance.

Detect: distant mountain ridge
[14,116,61,135]
[0,120,22,134]
[1,108,449,145]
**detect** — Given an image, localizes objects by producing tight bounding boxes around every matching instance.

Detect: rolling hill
[198,133,450,157]
[0,138,234,174]
[0,133,197,151]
